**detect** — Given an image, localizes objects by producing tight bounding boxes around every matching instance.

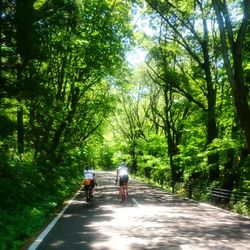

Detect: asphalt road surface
[28,171,250,250]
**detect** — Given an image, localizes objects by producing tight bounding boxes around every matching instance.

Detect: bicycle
[116,176,129,204]
[84,179,94,203]
[121,183,128,204]
[85,186,93,203]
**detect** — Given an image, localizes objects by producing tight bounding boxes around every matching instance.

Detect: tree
[146,45,190,191]
[144,0,221,180]
[111,84,149,173]
[212,0,250,153]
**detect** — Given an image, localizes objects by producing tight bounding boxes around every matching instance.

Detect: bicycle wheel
[86,188,92,202]
[121,185,128,203]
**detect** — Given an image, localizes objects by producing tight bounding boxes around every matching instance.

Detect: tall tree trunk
[232,47,250,151]
[17,102,24,154]
[163,86,176,193]
[48,87,80,161]
[146,0,220,180]
[15,0,35,154]
[212,0,250,153]
[17,67,24,154]
[201,12,219,180]
[130,141,138,174]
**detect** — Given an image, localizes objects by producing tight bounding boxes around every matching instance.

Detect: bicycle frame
[85,186,93,203]
[121,184,128,203]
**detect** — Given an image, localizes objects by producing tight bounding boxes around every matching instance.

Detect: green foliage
[0,150,82,249]
[232,200,250,217]
[0,203,54,250]
[98,144,116,170]
[138,135,167,158]
[237,156,250,189]
[112,150,131,165]
[0,1,250,248]
[0,115,16,139]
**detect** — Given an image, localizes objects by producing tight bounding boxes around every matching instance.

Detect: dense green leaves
[0,0,249,248]
[0,0,133,248]
[109,0,249,210]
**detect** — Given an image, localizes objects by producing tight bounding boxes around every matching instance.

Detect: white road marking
[28,191,80,250]
[180,245,193,250]
[107,175,117,184]
[132,198,142,207]
[29,176,196,250]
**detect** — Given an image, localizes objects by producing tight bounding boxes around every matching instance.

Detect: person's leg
[84,184,88,196]
[91,179,95,193]
[124,175,129,195]
[119,176,125,199]
[84,179,92,197]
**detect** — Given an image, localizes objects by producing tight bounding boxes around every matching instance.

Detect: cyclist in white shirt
[84,167,96,196]
[116,162,129,199]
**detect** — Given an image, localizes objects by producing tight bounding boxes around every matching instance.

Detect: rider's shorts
[119,175,129,186]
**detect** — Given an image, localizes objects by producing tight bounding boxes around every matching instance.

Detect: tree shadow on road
[35,172,250,250]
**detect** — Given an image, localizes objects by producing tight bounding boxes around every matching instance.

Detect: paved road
[28,171,250,250]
